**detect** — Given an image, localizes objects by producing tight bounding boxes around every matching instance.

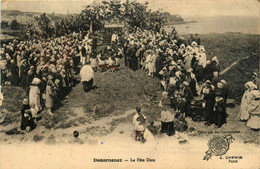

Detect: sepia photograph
[0,0,259,168]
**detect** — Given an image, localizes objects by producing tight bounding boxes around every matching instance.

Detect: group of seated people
[94,45,123,72]
[78,30,123,72]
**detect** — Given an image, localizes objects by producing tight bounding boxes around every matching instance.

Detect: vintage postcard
[0,0,259,169]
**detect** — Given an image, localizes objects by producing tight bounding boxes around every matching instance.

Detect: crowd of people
[0,31,98,131]
[0,28,125,132]
[129,28,260,143]
[1,25,259,137]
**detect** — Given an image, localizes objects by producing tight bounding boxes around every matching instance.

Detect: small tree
[10,19,20,30]
[23,22,40,40]
[34,13,55,38]
[1,20,9,29]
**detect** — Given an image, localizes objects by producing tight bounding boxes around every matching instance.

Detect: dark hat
[136,106,141,113]
[73,130,79,138]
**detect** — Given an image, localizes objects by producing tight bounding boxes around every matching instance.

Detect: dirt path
[220,56,250,75]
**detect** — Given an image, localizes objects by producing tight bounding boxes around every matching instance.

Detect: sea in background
[165,15,260,35]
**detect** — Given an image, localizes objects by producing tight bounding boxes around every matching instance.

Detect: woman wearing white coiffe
[45,79,55,116]
[85,43,92,64]
[198,47,207,68]
[239,81,257,121]
[183,53,192,70]
[148,51,157,76]
[78,44,83,64]
[246,90,260,129]
[145,51,152,73]
[191,41,199,55]
[29,78,42,112]
[183,46,193,70]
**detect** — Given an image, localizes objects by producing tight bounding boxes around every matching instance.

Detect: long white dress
[29,86,42,112]
[85,44,92,63]
[148,54,157,74]
[239,90,253,120]
[145,54,152,71]
[246,90,260,129]
[199,52,207,68]
[143,128,156,144]
[78,46,84,64]
[184,54,192,70]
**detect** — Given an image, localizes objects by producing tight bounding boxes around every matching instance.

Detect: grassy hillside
[201,33,259,101]
[183,33,259,101]
[200,33,259,70]
[1,33,259,112]
[182,33,259,69]
[0,33,259,145]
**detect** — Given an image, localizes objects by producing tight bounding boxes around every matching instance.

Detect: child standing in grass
[20,98,35,132]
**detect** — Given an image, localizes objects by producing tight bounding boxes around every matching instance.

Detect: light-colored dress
[143,128,156,143]
[90,58,98,68]
[148,54,157,73]
[80,65,94,82]
[29,85,42,112]
[161,110,175,122]
[111,34,118,43]
[246,90,260,129]
[184,54,192,70]
[145,54,151,70]
[45,85,54,108]
[199,52,207,68]
[133,113,146,131]
[239,90,253,120]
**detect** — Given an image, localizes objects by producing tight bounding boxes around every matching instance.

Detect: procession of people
[126,27,260,142]
[0,24,259,137]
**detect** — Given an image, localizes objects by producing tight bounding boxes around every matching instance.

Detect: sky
[1,0,259,18]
